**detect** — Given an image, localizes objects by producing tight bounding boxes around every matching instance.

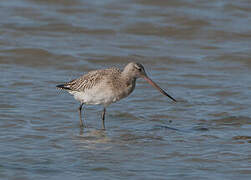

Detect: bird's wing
[62,68,120,92]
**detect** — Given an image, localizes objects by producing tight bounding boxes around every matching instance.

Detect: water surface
[1,0,251,179]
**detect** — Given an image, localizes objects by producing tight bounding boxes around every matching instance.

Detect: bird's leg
[78,104,86,128]
[101,108,106,130]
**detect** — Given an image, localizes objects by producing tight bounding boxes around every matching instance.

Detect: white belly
[68,88,119,106]
[67,79,135,107]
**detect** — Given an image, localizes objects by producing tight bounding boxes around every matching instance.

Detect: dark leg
[101,108,106,130]
[78,104,86,128]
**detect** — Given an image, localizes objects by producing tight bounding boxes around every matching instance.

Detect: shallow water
[1,0,251,179]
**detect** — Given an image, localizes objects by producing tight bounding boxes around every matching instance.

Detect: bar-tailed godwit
[56,62,176,129]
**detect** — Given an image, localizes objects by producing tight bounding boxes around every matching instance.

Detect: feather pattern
[63,68,122,92]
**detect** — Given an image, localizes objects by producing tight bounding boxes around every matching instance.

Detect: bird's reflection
[79,126,107,137]
[75,126,111,150]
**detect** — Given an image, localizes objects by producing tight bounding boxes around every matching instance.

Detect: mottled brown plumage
[57,62,176,130]
[62,68,122,92]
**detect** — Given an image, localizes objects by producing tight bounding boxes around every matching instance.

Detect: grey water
[0,0,251,179]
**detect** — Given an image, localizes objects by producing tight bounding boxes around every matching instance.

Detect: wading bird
[56,62,176,130]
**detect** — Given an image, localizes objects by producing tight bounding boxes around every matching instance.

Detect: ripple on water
[211,116,251,127]
[232,136,251,144]
[0,48,78,68]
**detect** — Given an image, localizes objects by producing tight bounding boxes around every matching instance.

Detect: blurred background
[0,0,251,179]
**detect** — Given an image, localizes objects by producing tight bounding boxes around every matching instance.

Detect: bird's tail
[56,84,71,90]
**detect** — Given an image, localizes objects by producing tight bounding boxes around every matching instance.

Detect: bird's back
[57,67,122,92]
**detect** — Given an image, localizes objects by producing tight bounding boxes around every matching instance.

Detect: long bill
[143,76,177,102]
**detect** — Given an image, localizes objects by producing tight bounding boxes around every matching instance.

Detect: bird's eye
[134,65,142,71]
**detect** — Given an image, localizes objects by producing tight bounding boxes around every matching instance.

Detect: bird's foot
[80,124,87,128]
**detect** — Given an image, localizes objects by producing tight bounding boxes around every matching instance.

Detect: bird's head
[123,62,176,102]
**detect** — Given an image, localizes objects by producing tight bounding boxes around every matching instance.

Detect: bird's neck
[121,71,136,87]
